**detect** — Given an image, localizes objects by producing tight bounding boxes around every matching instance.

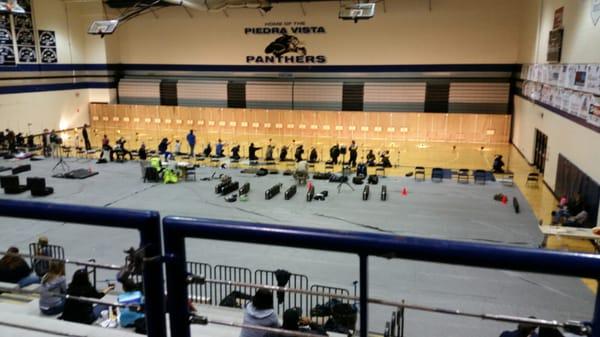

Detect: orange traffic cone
[401,187,408,196]
[501,195,508,204]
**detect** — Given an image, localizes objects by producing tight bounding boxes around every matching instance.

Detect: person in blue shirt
[186,130,196,157]
[215,139,225,158]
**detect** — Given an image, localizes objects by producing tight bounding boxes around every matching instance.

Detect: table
[539,225,600,250]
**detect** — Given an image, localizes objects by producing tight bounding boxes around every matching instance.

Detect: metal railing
[0,199,166,337]
[163,216,600,337]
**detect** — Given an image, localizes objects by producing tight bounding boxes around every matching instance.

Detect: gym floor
[0,142,594,337]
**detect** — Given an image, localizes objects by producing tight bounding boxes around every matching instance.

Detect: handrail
[0,200,166,337]
[163,216,600,337]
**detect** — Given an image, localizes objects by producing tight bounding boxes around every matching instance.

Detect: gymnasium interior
[0,1,599,337]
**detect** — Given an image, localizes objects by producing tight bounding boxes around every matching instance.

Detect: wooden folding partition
[88,104,511,154]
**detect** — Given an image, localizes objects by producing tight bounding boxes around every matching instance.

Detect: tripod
[52,147,70,173]
[337,152,355,193]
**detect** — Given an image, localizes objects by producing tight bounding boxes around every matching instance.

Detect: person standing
[330,144,340,165]
[42,129,50,157]
[186,130,196,157]
[82,124,91,151]
[349,140,358,167]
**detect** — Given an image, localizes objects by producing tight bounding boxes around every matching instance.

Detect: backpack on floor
[367,175,379,185]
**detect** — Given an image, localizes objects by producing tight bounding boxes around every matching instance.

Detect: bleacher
[0,200,597,337]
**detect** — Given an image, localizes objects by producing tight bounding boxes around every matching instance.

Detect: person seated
[138,143,147,161]
[60,269,114,325]
[158,138,171,160]
[537,327,564,337]
[265,307,324,337]
[499,322,538,337]
[279,145,289,161]
[39,261,67,316]
[115,137,133,160]
[567,193,584,216]
[366,150,376,167]
[309,147,318,163]
[329,144,340,165]
[231,145,241,160]
[563,209,588,228]
[203,143,212,158]
[0,247,40,287]
[249,143,261,161]
[215,139,225,158]
[265,143,275,161]
[240,289,279,337]
[493,155,505,173]
[295,145,304,162]
[380,151,392,168]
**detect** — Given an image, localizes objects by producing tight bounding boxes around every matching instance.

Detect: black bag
[356,163,367,177]
[144,167,159,182]
[352,176,364,185]
[367,175,379,185]
[256,168,268,176]
[313,172,332,180]
[328,174,348,183]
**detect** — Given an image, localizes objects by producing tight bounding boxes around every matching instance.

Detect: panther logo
[264,34,306,57]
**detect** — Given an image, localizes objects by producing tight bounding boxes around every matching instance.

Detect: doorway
[534,129,548,173]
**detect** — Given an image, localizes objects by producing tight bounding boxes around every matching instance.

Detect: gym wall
[0,0,116,134]
[114,0,524,65]
[512,0,600,226]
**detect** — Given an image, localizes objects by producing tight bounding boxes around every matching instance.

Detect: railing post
[139,212,167,337]
[359,254,368,337]
[164,228,191,337]
[593,281,600,337]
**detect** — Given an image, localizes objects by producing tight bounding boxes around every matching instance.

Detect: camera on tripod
[339,146,347,156]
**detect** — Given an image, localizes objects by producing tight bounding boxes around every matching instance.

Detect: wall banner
[592,0,600,26]
[245,21,327,64]
[39,30,57,63]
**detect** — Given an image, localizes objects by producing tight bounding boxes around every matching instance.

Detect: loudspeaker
[362,185,370,201]
[27,177,54,197]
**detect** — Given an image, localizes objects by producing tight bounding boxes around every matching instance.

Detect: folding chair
[414,166,426,181]
[457,168,469,184]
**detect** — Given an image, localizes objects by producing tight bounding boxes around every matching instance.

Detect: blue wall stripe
[247,101,293,109]
[363,102,425,112]
[121,63,518,73]
[0,63,519,73]
[177,99,227,107]
[293,101,342,110]
[448,103,509,113]
[0,82,116,94]
[119,97,161,105]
